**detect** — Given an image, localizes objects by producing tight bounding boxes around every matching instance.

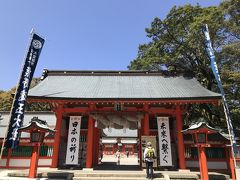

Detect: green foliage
[0,78,51,111]
[26,102,51,111]
[220,0,240,40]
[128,0,240,130]
[0,88,15,111]
[220,43,240,129]
[129,4,226,89]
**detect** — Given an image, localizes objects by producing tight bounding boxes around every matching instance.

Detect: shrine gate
[27,70,221,169]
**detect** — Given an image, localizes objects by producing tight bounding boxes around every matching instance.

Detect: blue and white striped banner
[202,24,238,156]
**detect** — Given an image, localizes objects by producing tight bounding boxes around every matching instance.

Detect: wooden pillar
[92,126,96,167]
[93,128,100,166]
[96,129,100,165]
[225,147,231,172]
[199,146,209,180]
[175,105,186,169]
[138,127,142,167]
[29,144,39,178]
[86,116,94,168]
[141,118,144,135]
[6,148,12,168]
[228,147,236,180]
[51,105,63,168]
[143,113,149,135]
[112,145,115,155]
[103,145,105,155]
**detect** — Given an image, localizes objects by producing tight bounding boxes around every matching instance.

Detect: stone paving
[102,155,139,165]
[0,155,231,180]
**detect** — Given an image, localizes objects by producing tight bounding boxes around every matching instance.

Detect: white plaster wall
[208,161,227,169]
[186,160,227,169]
[0,159,7,166]
[38,159,52,166]
[8,159,52,167]
[9,159,30,167]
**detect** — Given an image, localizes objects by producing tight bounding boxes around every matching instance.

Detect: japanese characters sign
[65,116,81,165]
[5,32,45,148]
[157,117,172,166]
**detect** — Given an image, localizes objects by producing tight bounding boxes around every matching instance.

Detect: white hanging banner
[157,117,172,166]
[65,116,81,165]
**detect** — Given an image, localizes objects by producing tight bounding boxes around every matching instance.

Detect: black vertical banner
[5,32,45,148]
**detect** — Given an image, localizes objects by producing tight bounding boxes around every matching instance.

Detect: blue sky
[0,0,222,91]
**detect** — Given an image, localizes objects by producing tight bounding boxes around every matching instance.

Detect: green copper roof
[28,70,221,100]
[182,122,218,133]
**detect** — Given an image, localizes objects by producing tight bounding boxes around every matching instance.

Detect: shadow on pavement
[208,174,230,180]
[94,162,141,171]
[47,172,74,180]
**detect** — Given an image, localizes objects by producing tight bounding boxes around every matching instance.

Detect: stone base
[178,169,191,172]
[82,168,94,171]
[235,167,240,180]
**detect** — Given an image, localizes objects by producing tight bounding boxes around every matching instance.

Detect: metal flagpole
[202,24,238,179]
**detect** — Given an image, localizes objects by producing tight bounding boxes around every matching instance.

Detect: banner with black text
[157,117,172,166]
[65,116,82,165]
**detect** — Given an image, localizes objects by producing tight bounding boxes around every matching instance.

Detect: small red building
[0,111,56,168]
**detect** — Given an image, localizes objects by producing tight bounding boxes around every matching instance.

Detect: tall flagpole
[0,30,45,160]
[202,24,238,179]
[0,31,34,161]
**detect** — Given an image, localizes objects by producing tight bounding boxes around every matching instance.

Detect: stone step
[73,177,165,180]
[166,172,230,180]
[6,170,230,180]
[74,173,148,177]
[73,172,165,180]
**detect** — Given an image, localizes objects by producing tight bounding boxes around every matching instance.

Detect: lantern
[182,121,218,180]
[19,117,55,178]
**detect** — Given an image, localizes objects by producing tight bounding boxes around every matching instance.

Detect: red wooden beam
[28,144,40,178]
[199,146,209,180]
[51,104,63,168]
[27,98,220,106]
[143,113,150,136]
[176,105,186,169]
[86,116,94,168]
[63,106,176,114]
[149,108,176,115]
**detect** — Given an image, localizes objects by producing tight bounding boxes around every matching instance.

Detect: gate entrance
[58,114,143,170]
[27,70,222,172]
[100,127,140,170]
[91,112,143,169]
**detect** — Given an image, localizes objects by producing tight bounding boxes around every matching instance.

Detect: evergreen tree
[128,0,240,130]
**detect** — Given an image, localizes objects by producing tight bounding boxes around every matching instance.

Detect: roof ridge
[40,69,194,79]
